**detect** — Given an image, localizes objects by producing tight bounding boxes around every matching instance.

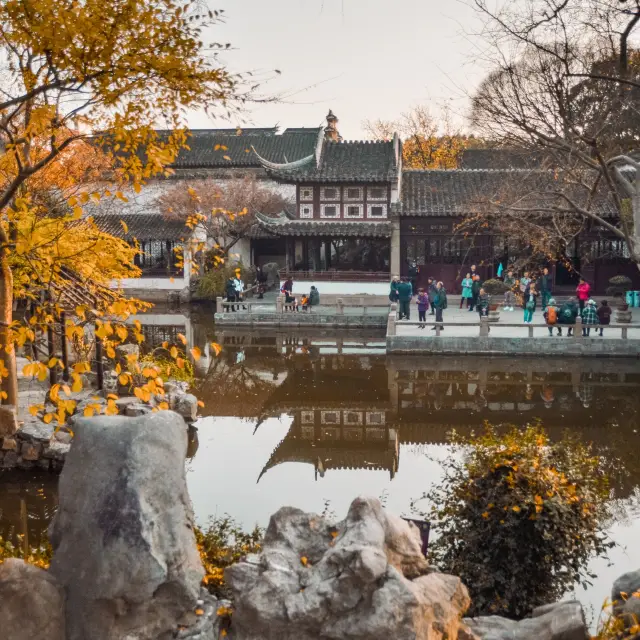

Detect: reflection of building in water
[258,409,398,481]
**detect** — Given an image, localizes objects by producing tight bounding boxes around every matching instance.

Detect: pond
[2,315,640,624]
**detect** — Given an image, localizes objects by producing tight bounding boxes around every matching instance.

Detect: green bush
[482,278,509,295]
[416,423,611,619]
[195,516,262,599]
[195,261,255,300]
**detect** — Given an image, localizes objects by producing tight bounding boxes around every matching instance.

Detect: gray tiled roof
[460,148,543,169]
[255,212,392,237]
[401,169,620,217]
[267,140,398,183]
[170,128,321,168]
[92,213,191,242]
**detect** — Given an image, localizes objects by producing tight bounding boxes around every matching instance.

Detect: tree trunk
[0,250,18,407]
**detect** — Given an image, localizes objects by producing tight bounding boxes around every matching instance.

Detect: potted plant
[606,275,633,323]
[482,279,509,322]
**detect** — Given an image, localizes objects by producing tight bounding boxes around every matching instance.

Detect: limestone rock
[49,410,203,640]
[226,496,467,640]
[0,404,18,436]
[1,436,18,451]
[464,600,587,640]
[114,395,142,410]
[612,569,640,628]
[42,440,70,460]
[125,403,153,417]
[1,450,17,468]
[21,441,42,460]
[54,430,73,445]
[19,419,55,443]
[116,343,140,359]
[0,558,65,640]
[175,393,199,421]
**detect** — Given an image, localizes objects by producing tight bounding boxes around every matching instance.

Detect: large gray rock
[175,393,198,421]
[18,418,55,443]
[0,558,65,640]
[49,411,204,640]
[612,569,640,628]
[226,496,469,640]
[465,600,587,640]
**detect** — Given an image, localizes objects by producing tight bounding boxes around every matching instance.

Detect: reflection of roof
[255,212,393,238]
[168,128,322,168]
[258,438,397,481]
[401,169,619,217]
[92,213,192,242]
[264,140,399,183]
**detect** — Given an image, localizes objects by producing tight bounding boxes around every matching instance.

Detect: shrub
[195,516,262,599]
[0,536,52,569]
[482,278,509,295]
[416,423,611,619]
[606,275,633,300]
[195,261,255,300]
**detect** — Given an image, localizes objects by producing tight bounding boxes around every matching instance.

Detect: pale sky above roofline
[185,0,490,140]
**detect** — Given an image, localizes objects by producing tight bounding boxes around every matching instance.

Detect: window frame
[345,203,364,219]
[367,203,388,219]
[367,186,387,201]
[300,186,314,202]
[299,203,314,219]
[320,203,340,219]
[320,186,340,201]
[344,186,363,201]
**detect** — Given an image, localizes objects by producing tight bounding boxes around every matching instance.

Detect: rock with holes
[0,559,65,640]
[612,569,640,632]
[48,411,203,640]
[226,496,470,640]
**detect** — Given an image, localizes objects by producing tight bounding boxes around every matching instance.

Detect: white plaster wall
[282,280,389,296]
[112,277,188,290]
[229,237,252,266]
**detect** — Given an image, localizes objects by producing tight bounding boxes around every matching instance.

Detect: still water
[2,318,640,622]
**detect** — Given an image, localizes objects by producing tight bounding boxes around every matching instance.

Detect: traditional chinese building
[251,111,401,296]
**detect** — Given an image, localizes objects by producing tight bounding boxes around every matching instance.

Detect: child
[597,299,612,337]
[300,294,310,311]
[416,287,429,329]
[544,297,562,336]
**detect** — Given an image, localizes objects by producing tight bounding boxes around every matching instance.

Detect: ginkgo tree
[0,0,243,416]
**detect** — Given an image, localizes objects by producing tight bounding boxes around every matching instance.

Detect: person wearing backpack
[522,285,538,323]
[597,299,612,337]
[396,277,413,320]
[558,297,579,336]
[544,297,561,336]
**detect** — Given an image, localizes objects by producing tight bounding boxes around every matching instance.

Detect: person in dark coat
[255,266,268,299]
[470,275,482,312]
[407,261,419,294]
[537,267,552,310]
[431,281,447,331]
[225,277,237,312]
[396,277,413,320]
[597,299,612,337]
[476,288,491,333]
[389,276,400,303]
[558,297,579,336]
[309,286,320,306]
[416,288,429,329]
[427,277,437,315]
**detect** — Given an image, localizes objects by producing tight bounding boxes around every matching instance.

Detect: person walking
[477,287,491,332]
[597,299,612,336]
[431,281,447,331]
[416,288,430,329]
[538,267,552,310]
[470,274,482,312]
[427,277,437,315]
[581,299,598,336]
[576,278,591,311]
[461,272,473,309]
[396,277,413,320]
[389,275,400,304]
[523,284,538,324]
[503,269,516,311]
[558,297,579,336]
[544,297,562,336]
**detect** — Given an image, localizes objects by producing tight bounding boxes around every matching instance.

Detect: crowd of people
[390,264,614,336]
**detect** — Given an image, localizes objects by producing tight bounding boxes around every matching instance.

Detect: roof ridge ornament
[251,145,315,172]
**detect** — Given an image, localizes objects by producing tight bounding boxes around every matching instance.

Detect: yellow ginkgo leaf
[177,333,187,345]
[190,346,201,361]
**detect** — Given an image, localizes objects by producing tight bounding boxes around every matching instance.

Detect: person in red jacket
[576,278,591,312]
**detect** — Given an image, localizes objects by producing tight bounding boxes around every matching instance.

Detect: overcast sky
[187,0,490,139]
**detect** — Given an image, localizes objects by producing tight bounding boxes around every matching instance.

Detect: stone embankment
[1,410,639,639]
[0,380,199,472]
